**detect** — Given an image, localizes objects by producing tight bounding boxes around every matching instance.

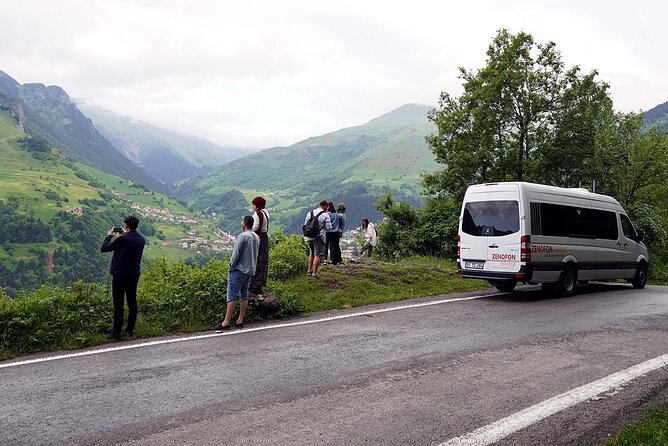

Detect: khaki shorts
[308,237,326,257]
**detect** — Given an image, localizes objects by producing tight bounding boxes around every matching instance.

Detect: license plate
[464,261,484,270]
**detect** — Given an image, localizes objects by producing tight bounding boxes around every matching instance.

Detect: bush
[268,232,308,280]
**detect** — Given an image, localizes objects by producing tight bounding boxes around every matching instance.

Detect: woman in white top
[360,218,377,258]
[249,196,269,294]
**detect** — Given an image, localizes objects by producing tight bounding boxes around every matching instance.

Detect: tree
[424,29,614,198]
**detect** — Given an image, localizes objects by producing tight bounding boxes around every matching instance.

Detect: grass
[270,257,488,314]
[0,256,488,359]
[604,403,668,446]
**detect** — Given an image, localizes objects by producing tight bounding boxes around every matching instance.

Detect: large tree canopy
[374,29,668,267]
[424,29,631,199]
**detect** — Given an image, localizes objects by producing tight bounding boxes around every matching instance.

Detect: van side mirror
[636,229,644,242]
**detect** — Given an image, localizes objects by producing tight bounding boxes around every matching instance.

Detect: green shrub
[0,255,301,358]
[268,232,308,280]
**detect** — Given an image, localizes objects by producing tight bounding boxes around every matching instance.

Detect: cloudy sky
[1,0,666,147]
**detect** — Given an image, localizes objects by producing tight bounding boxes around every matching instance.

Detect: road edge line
[439,353,668,446]
[0,293,491,370]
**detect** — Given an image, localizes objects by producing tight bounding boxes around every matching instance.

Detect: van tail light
[521,235,531,262]
[457,235,461,260]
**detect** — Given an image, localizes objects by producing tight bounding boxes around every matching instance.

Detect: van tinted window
[462,201,519,237]
[533,203,618,240]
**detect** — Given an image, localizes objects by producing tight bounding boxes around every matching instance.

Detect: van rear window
[462,201,520,237]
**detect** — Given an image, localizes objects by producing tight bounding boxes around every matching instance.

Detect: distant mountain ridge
[76,101,255,184]
[0,69,166,193]
[178,103,439,232]
[644,101,668,133]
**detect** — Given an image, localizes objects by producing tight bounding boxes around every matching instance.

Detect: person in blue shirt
[213,215,260,332]
[325,201,342,265]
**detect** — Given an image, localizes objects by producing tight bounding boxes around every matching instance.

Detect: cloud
[1,0,666,146]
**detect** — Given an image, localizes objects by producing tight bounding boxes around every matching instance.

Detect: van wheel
[631,263,647,289]
[543,267,577,297]
[557,266,577,297]
[491,280,516,293]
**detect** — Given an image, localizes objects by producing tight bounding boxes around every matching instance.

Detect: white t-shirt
[304,207,332,241]
[252,209,269,233]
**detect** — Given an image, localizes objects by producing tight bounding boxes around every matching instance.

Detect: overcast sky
[1,0,666,147]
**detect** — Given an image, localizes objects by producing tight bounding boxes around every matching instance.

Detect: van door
[460,191,521,274]
[460,191,491,272]
[620,214,640,278]
[594,209,622,280]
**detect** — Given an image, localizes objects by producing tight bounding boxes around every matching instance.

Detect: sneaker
[106,333,122,341]
[234,322,244,329]
[212,322,231,332]
[312,273,320,279]
[307,270,313,276]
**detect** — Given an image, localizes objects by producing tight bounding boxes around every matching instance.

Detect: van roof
[468,182,621,207]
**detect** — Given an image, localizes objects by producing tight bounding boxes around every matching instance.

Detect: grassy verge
[604,403,668,445]
[270,257,487,314]
[0,256,487,360]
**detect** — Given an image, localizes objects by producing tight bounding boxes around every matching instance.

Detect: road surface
[1,283,667,445]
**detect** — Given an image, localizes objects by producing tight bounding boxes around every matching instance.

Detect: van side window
[462,201,519,237]
[533,203,617,240]
[620,214,637,240]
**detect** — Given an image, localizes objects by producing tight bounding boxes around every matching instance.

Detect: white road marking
[440,354,668,446]
[0,293,492,370]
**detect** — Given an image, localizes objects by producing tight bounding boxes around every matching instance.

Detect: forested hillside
[76,101,254,184]
[0,70,166,193]
[0,110,221,295]
[177,103,438,232]
[644,101,668,133]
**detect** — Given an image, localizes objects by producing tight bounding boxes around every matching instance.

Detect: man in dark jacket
[101,215,146,340]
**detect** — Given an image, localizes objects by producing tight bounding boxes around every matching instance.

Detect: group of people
[100,196,376,339]
[304,200,346,279]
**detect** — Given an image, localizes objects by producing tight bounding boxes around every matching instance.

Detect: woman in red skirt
[250,196,269,295]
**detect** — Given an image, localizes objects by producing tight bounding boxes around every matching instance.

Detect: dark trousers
[112,275,140,336]
[327,231,342,264]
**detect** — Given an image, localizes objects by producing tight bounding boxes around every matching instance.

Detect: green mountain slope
[644,101,668,133]
[178,103,439,232]
[0,110,224,295]
[76,101,255,184]
[0,69,166,194]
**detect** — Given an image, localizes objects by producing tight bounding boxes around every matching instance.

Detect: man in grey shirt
[213,216,260,332]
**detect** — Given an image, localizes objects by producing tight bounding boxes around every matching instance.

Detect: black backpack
[302,210,325,238]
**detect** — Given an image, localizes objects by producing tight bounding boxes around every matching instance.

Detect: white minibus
[457,182,649,296]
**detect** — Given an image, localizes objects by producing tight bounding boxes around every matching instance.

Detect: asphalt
[1,283,667,445]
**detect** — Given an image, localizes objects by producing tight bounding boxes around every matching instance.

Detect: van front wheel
[631,263,647,289]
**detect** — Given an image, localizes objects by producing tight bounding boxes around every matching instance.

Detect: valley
[0,109,232,294]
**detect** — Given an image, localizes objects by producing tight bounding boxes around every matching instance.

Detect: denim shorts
[227,269,252,302]
[308,237,326,257]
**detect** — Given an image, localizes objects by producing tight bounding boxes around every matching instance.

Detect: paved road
[1,283,667,445]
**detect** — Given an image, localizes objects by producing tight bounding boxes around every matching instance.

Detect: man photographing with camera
[101,215,146,341]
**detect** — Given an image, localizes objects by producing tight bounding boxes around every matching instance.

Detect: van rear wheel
[631,263,647,289]
[558,266,577,297]
[543,266,577,297]
[491,280,517,293]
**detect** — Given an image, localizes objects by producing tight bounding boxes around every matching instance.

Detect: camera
[112,226,123,233]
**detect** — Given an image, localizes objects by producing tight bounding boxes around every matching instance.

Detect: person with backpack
[303,200,332,279]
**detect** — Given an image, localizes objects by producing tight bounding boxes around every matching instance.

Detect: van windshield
[462,200,520,237]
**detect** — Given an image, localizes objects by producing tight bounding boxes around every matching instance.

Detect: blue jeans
[227,269,252,302]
